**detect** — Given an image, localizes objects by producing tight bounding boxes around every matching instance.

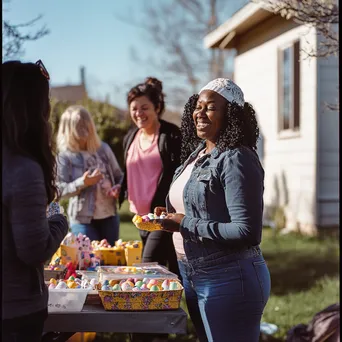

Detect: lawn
[95,202,339,341]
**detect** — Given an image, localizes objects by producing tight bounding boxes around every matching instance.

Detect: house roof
[204,2,274,49]
[50,84,87,103]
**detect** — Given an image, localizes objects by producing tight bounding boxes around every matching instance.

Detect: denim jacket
[166,141,264,262]
[57,142,123,224]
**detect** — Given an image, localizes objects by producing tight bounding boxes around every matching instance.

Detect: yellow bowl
[132,215,162,232]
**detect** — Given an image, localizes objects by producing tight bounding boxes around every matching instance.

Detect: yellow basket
[132,215,162,232]
[98,285,183,311]
[125,245,142,266]
[94,247,126,266]
[50,245,78,266]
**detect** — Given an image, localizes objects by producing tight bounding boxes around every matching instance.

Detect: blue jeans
[71,215,120,246]
[178,248,271,342]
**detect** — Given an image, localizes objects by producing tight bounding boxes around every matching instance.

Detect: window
[278,41,300,132]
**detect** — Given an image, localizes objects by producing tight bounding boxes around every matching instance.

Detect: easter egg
[103,279,110,286]
[132,287,140,292]
[127,277,135,284]
[135,280,143,288]
[140,284,149,291]
[49,278,57,286]
[67,281,78,289]
[121,282,133,291]
[48,283,56,289]
[68,276,75,281]
[169,282,179,290]
[162,279,170,290]
[119,279,126,286]
[147,213,155,220]
[56,282,68,289]
[150,285,159,291]
[101,285,111,291]
[109,279,117,287]
[142,278,149,284]
[126,280,135,287]
[112,284,121,291]
[148,279,158,286]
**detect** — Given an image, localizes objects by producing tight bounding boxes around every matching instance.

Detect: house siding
[234,22,319,233]
[317,45,339,227]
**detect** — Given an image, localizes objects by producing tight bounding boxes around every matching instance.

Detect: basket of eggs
[132,212,167,232]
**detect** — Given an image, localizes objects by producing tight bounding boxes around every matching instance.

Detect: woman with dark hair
[119,77,180,278]
[155,78,271,342]
[2,60,69,342]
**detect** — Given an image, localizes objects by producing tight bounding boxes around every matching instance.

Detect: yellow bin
[50,244,78,266]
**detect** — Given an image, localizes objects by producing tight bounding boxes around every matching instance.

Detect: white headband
[199,78,245,107]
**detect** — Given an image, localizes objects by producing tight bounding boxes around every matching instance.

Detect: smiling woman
[158,78,269,342]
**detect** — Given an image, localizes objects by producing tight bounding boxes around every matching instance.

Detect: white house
[204,2,339,234]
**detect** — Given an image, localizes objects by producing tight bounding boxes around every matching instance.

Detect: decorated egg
[109,279,117,287]
[147,213,155,220]
[119,279,126,286]
[150,285,159,291]
[126,280,135,287]
[103,279,110,286]
[148,279,158,286]
[112,284,121,291]
[49,278,57,286]
[121,282,133,291]
[56,281,68,289]
[127,277,135,284]
[140,284,149,291]
[142,278,149,284]
[162,279,170,290]
[48,283,56,289]
[101,285,111,291]
[67,281,78,289]
[169,282,179,290]
[135,280,143,288]
[68,276,75,281]
[132,287,140,292]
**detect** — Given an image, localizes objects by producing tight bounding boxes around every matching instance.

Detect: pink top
[169,149,205,257]
[126,130,162,215]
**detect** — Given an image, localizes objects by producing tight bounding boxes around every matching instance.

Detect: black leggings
[140,230,180,278]
[2,308,47,342]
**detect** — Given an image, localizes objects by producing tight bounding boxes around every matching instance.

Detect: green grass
[97,204,340,341]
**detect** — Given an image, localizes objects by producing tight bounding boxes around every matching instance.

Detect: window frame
[278,40,301,137]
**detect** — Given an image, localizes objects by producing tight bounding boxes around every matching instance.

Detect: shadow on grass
[263,238,339,296]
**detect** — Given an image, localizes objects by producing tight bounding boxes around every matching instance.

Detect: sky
[3,0,247,110]
[3,0,158,109]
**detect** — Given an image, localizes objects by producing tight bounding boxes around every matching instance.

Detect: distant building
[50,66,87,103]
[204,2,339,234]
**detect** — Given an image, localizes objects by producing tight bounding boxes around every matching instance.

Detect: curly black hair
[180,94,260,163]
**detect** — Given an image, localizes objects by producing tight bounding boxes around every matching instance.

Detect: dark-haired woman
[119,77,180,278]
[155,78,271,342]
[2,61,69,342]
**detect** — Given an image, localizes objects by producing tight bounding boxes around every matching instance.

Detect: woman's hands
[107,184,121,199]
[83,168,103,187]
[154,207,184,233]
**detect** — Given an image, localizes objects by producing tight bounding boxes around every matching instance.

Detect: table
[43,304,188,342]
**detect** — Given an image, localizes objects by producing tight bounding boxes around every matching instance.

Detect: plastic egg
[142,278,149,284]
[49,278,57,286]
[103,279,110,286]
[162,279,170,290]
[135,280,143,288]
[126,280,135,287]
[148,279,158,286]
[127,277,134,283]
[119,279,126,286]
[56,282,68,289]
[132,287,140,292]
[169,282,179,290]
[67,281,78,289]
[101,285,111,291]
[75,278,82,284]
[147,213,155,220]
[68,276,75,281]
[109,279,117,287]
[112,284,121,291]
[140,284,149,291]
[150,285,160,291]
[121,282,133,291]
[160,214,166,219]
[48,283,56,289]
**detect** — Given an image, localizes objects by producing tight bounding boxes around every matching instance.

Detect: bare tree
[2,0,49,60]
[114,0,247,109]
[253,0,339,58]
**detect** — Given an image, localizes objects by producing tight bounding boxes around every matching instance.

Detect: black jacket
[119,119,181,215]
[2,146,69,319]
